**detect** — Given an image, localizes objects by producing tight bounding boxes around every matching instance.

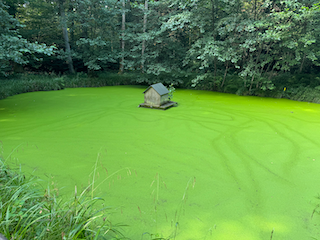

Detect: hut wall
[144,88,161,106]
[160,94,169,105]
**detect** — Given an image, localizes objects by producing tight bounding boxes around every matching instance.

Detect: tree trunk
[211,0,217,83]
[221,61,229,88]
[249,75,255,92]
[299,53,306,73]
[58,0,75,74]
[254,0,257,20]
[119,0,126,74]
[249,46,263,93]
[141,0,148,73]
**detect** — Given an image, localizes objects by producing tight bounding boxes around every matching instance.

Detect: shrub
[1,72,320,104]
[0,74,65,100]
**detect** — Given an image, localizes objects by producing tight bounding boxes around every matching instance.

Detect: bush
[0,74,65,100]
[0,72,141,100]
[1,72,320,104]
[64,72,137,88]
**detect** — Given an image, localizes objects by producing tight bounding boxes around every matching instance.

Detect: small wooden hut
[139,83,177,110]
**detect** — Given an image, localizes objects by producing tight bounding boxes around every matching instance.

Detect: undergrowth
[63,72,137,88]
[187,73,320,104]
[1,72,320,104]
[0,72,139,100]
[0,76,64,100]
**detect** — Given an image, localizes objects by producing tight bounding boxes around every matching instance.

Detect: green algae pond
[1,86,320,239]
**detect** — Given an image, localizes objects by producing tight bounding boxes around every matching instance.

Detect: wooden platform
[139,101,178,110]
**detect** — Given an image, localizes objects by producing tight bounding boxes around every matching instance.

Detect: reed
[0,158,125,239]
[143,176,196,240]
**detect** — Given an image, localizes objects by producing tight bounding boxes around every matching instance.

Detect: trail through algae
[1,86,320,239]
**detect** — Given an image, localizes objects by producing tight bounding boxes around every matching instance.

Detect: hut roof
[143,83,169,96]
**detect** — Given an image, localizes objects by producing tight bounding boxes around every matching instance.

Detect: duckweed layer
[1,86,320,239]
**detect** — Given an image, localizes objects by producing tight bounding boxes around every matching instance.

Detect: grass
[0,157,126,240]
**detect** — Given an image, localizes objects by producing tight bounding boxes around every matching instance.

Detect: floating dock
[139,101,178,110]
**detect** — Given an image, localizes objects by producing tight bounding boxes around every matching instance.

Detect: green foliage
[284,86,320,103]
[0,74,65,100]
[0,1,55,76]
[3,0,320,88]
[0,72,141,100]
[270,73,320,103]
[134,71,189,86]
[63,72,138,88]
[2,71,320,104]
[0,158,125,239]
[69,0,121,71]
[2,0,320,102]
[17,0,60,46]
[168,83,175,100]
[124,0,189,81]
[166,0,320,94]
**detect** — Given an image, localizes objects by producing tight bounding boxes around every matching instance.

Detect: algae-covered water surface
[1,86,320,239]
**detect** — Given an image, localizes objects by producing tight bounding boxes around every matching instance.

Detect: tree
[3,0,319,84]
[119,0,126,73]
[125,0,189,84]
[58,0,75,74]
[167,0,320,93]
[69,0,121,72]
[141,0,148,73]
[0,0,55,76]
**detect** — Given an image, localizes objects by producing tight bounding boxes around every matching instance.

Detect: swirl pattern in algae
[1,86,320,239]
